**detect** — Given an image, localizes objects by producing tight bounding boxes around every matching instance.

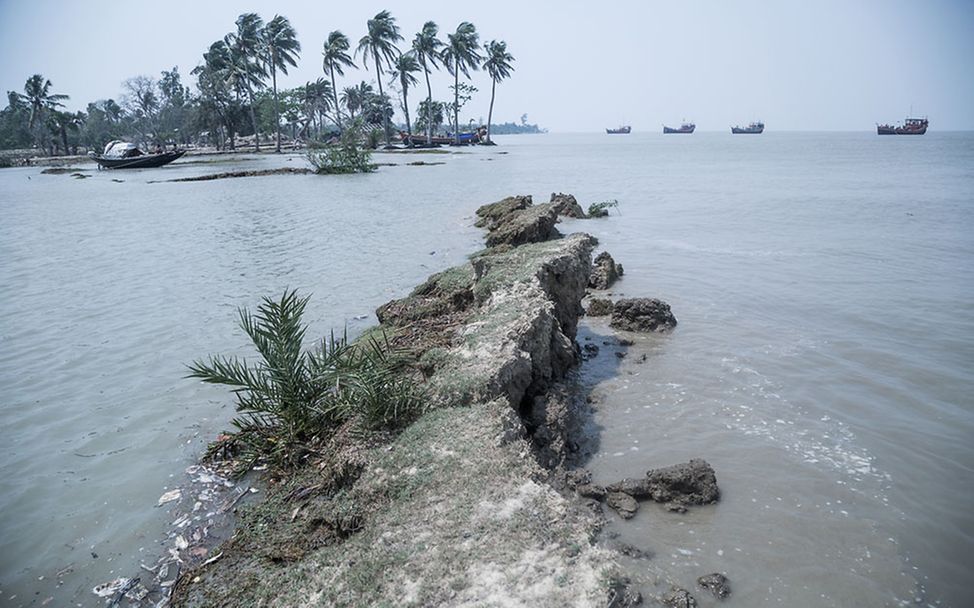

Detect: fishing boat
[877,117,928,135]
[606,126,631,134]
[399,127,485,146]
[88,141,185,169]
[731,121,764,134]
[663,122,695,134]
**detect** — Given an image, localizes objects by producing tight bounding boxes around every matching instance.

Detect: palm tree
[355,11,402,146]
[483,40,515,144]
[441,23,483,144]
[412,22,443,145]
[341,82,373,121]
[389,52,420,143]
[21,74,68,130]
[322,31,356,130]
[226,13,266,151]
[262,15,301,153]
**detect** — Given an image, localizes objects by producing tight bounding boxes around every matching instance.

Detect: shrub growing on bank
[588,199,619,218]
[187,290,424,474]
[306,121,377,174]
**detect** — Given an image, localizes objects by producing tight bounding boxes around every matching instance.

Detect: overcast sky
[1,0,972,132]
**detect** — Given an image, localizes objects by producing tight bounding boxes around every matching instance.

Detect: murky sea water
[1,133,972,606]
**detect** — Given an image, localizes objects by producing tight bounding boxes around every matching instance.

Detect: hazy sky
[2,0,972,131]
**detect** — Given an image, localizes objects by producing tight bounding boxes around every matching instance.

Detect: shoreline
[164,193,706,606]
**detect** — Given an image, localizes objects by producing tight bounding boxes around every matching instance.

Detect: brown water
[2,133,973,606]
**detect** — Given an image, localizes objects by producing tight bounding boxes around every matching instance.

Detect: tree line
[0,10,516,155]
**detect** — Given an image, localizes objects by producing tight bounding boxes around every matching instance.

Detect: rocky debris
[605,477,653,499]
[576,483,607,499]
[697,573,731,600]
[589,252,624,290]
[661,587,698,608]
[474,194,532,230]
[586,297,614,316]
[607,578,643,607]
[484,202,561,247]
[606,492,639,519]
[550,192,587,218]
[581,343,600,360]
[610,298,677,333]
[645,459,719,507]
[614,542,651,560]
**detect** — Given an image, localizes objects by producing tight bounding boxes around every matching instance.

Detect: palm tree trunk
[60,125,69,155]
[272,58,282,153]
[487,78,496,144]
[403,86,412,143]
[373,51,390,146]
[422,58,433,145]
[329,65,342,130]
[453,65,460,145]
[246,85,260,152]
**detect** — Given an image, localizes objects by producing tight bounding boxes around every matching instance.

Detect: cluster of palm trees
[196,10,515,148]
[0,10,518,154]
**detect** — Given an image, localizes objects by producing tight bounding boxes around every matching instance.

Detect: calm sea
[1,132,971,606]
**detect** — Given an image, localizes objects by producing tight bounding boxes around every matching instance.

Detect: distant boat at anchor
[877,116,928,135]
[606,125,631,134]
[731,121,764,134]
[663,122,695,134]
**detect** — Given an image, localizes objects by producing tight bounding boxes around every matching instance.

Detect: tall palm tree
[412,21,443,145]
[341,82,373,120]
[389,52,420,143]
[226,13,266,151]
[21,74,68,130]
[483,40,515,144]
[441,23,483,144]
[355,11,402,146]
[262,15,301,152]
[322,31,356,130]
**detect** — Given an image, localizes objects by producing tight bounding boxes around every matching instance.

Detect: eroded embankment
[170,194,632,607]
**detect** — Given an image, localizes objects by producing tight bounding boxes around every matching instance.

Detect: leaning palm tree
[262,15,301,153]
[355,11,402,146]
[483,40,515,144]
[226,13,266,151]
[322,31,356,130]
[440,22,483,144]
[412,21,443,145]
[389,52,421,143]
[22,74,68,130]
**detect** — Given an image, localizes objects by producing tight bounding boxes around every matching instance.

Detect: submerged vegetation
[0,10,527,156]
[306,120,377,173]
[186,290,424,475]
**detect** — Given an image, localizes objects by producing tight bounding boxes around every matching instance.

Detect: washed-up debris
[92,577,130,597]
[157,489,182,506]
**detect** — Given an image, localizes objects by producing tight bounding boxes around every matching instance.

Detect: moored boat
[877,117,928,135]
[606,125,631,134]
[663,122,695,134]
[731,121,764,134]
[88,141,185,169]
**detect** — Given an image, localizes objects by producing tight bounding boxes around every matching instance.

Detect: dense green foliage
[0,10,534,157]
[587,199,620,217]
[187,291,423,474]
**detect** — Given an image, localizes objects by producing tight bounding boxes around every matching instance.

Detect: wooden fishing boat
[88,141,185,169]
[663,122,695,134]
[877,117,928,135]
[731,121,764,134]
[606,126,631,134]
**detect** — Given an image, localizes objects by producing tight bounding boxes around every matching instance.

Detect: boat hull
[877,126,927,135]
[663,125,695,134]
[91,150,186,169]
[606,126,631,134]
[731,126,764,134]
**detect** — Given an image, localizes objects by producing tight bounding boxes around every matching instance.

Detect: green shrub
[306,120,377,174]
[187,290,424,474]
[587,199,619,218]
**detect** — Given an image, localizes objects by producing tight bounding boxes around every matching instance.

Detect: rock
[614,542,651,560]
[610,298,677,333]
[550,192,587,218]
[564,468,592,487]
[697,573,731,600]
[605,491,639,519]
[661,587,697,608]
[484,202,561,248]
[645,459,719,506]
[589,252,624,290]
[586,298,613,316]
[575,483,606,500]
[581,343,599,360]
[607,578,643,608]
[474,194,532,229]
[605,477,653,499]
